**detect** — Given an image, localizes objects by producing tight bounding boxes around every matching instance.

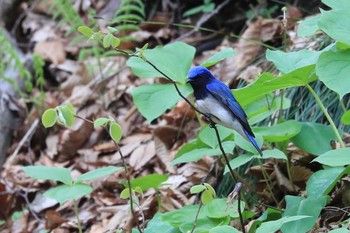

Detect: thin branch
[190,203,203,233]
[210,122,237,183]
[236,183,246,233]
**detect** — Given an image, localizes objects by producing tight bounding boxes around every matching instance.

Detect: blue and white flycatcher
[187,66,263,156]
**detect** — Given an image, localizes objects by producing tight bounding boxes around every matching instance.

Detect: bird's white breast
[196,95,246,138]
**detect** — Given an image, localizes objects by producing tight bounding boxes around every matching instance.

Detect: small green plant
[23,165,122,232]
[37,102,126,232]
[23,165,122,204]
[0,28,45,105]
[49,0,84,36]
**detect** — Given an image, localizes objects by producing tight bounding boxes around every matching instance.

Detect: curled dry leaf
[45,210,67,230]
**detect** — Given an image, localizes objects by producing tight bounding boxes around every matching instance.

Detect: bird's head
[187,66,214,86]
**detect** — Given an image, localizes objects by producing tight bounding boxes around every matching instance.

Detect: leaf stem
[190,203,203,233]
[73,200,83,233]
[306,84,345,148]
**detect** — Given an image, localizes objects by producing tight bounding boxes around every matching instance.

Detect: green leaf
[179,217,230,233]
[77,26,94,37]
[306,167,345,198]
[130,174,168,191]
[253,120,301,142]
[57,104,76,127]
[201,189,214,205]
[204,183,216,197]
[75,166,122,183]
[266,49,321,74]
[259,149,287,160]
[318,9,350,46]
[190,184,206,194]
[297,15,321,37]
[204,198,245,219]
[322,0,350,9]
[233,65,317,106]
[312,148,350,166]
[131,83,193,122]
[127,41,196,83]
[44,183,93,204]
[172,141,235,164]
[201,48,236,67]
[120,188,130,199]
[198,124,233,148]
[41,108,57,128]
[225,154,255,174]
[209,225,241,233]
[256,215,311,233]
[244,93,291,124]
[281,195,327,233]
[144,213,181,233]
[316,50,350,99]
[103,33,120,48]
[291,122,343,156]
[23,166,72,185]
[341,110,350,125]
[107,26,118,33]
[93,117,110,128]
[232,131,263,155]
[103,33,112,48]
[161,205,205,227]
[109,122,123,142]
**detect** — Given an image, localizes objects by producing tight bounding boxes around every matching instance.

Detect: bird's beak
[186,79,192,83]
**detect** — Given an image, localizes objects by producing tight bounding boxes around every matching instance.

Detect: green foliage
[42,103,76,128]
[312,148,350,167]
[341,110,350,125]
[256,215,311,233]
[93,117,123,142]
[291,122,343,156]
[183,0,215,17]
[190,183,216,205]
[306,167,346,198]
[0,29,45,103]
[281,195,327,233]
[316,50,350,99]
[130,174,168,191]
[48,0,84,36]
[23,165,122,204]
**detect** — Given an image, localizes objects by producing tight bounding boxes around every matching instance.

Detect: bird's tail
[244,130,263,156]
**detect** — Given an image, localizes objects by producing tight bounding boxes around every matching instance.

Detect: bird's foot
[204,114,216,128]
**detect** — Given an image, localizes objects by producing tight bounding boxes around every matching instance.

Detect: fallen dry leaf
[34,39,66,65]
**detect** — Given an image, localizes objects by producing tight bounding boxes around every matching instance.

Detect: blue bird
[187,66,263,156]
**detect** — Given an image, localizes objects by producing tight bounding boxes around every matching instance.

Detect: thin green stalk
[339,98,347,112]
[285,159,295,192]
[306,84,345,148]
[73,200,83,233]
[190,203,203,233]
[257,160,279,207]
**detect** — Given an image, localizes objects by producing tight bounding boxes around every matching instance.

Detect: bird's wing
[206,81,255,136]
